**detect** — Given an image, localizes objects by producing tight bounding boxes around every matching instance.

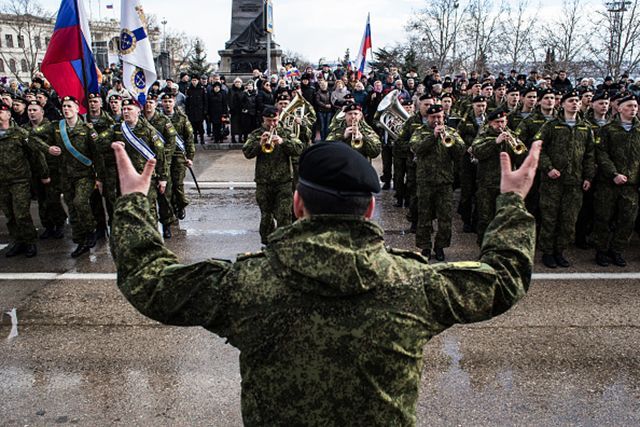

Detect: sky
[39,0,604,66]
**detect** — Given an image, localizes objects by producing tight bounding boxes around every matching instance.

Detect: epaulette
[236,251,265,261]
[386,247,429,264]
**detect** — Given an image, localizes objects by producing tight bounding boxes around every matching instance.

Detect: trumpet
[351,117,363,149]
[262,126,277,154]
[499,127,527,155]
[436,122,455,147]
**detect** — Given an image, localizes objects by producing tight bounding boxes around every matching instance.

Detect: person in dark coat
[241,82,259,140]
[229,78,246,144]
[185,76,207,145]
[256,81,276,117]
[206,82,229,144]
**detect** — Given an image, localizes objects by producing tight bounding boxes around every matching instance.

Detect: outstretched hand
[112,142,156,196]
[500,140,541,199]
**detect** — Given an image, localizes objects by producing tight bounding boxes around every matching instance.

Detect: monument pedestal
[218,47,282,78]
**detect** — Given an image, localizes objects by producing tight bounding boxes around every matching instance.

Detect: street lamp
[161,18,167,52]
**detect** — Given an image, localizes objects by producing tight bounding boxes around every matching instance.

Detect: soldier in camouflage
[325,104,381,160]
[0,103,49,258]
[243,106,304,244]
[410,104,465,261]
[592,95,640,267]
[534,91,596,268]
[110,138,541,426]
[507,87,537,132]
[108,94,123,124]
[144,94,177,238]
[31,96,105,258]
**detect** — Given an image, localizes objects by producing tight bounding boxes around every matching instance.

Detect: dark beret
[36,90,50,98]
[517,74,527,80]
[610,92,625,102]
[212,82,222,88]
[276,93,290,102]
[160,93,173,100]
[298,142,380,196]
[591,92,610,102]
[12,96,27,104]
[521,87,537,96]
[87,92,101,99]
[494,82,507,89]
[343,103,362,113]
[27,100,43,109]
[481,82,493,89]
[61,95,79,105]
[561,90,580,103]
[418,94,434,102]
[506,85,520,94]
[618,94,637,106]
[401,98,414,106]
[537,88,555,98]
[147,93,159,101]
[108,94,123,101]
[442,81,453,89]
[472,95,487,103]
[426,104,444,115]
[605,76,613,81]
[122,98,141,108]
[487,107,508,121]
[262,106,278,118]
[343,93,355,100]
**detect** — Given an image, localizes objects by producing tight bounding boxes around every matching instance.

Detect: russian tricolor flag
[354,14,372,80]
[41,0,99,114]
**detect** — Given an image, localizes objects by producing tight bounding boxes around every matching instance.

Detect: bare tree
[539,0,591,77]
[590,0,640,78]
[406,0,468,72]
[282,50,313,70]
[0,0,54,82]
[460,0,506,74]
[498,0,539,72]
[166,31,196,74]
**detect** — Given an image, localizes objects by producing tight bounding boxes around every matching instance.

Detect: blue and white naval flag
[120,0,156,106]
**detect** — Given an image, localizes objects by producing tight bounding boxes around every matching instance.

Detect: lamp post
[161,18,167,52]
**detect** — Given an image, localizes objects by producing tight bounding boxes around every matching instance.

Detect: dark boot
[542,254,557,269]
[434,247,445,262]
[595,250,610,267]
[52,225,65,239]
[421,248,432,260]
[5,243,24,258]
[24,244,37,258]
[176,207,186,220]
[71,244,90,258]
[554,252,570,268]
[608,250,626,267]
[163,225,172,239]
[85,231,97,249]
[94,227,107,240]
[39,227,55,239]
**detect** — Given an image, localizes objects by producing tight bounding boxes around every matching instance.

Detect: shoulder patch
[165,122,173,129]
[236,251,265,261]
[90,131,98,140]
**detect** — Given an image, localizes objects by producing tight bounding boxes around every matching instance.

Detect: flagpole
[75,0,90,112]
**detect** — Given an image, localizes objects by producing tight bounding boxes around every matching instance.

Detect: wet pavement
[1,148,640,426]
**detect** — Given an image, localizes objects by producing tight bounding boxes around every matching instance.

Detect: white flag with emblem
[120,0,156,105]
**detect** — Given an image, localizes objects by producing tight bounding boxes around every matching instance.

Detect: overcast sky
[40,0,604,65]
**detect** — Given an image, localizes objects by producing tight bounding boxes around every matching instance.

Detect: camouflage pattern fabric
[111,191,535,426]
[456,114,483,227]
[0,181,38,244]
[325,119,381,159]
[146,112,178,226]
[65,177,97,243]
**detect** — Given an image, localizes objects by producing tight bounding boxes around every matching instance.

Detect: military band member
[326,104,381,160]
[471,108,525,245]
[31,96,105,257]
[1,102,49,258]
[274,93,311,192]
[144,94,177,238]
[243,107,304,244]
[534,91,596,268]
[457,95,488,233]
[592,95,640,267]
[410,104,465,260]
[508,87,537,131]
[161,93,195,222]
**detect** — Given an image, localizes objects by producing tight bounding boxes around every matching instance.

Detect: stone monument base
[218,48,283,79]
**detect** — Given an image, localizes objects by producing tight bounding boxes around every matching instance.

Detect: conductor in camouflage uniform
[109,136,542,426]
[31,96,105,258]
[592,95,640,267]
[0,103,49,258]
[243,106,304,244]
[161,93,195,222]
[326,104,381,160]
[410,104,465,261]
[144,94,177,238]
[534,91,596,268]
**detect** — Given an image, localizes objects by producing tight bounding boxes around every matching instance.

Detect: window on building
[0,59,5,73]
[34,36,41,49]
[5,34,13,48]
[9,59,16,72]
[18,35,24,48]
[21,59,27,72]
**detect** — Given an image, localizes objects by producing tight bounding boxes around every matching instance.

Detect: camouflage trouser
[538,181,583,254]
[393,155,410,203]
[35,171,67,229]
[458,152,477,226]
[90,188,107,230]
[158,160,176,227]
[170,156,189,212]
[405,159,418,223]
[64,177,97,244]
[0,181,37,244]
[416,183,453,250]
[381,143,393,184]
[256,182,293,244]
[476,186,501,246]
[592,184,639,252]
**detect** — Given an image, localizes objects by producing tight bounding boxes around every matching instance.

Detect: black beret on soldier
[560,90,580,103]
[27,100,43,109]
[276,93,290,102]
[591,92,610,102]
[481,82,492,89]
[122,98,141,108]
[426,104,444,115]
[61,95,79,105]
[487,107,508,121]
[401,98,413,106]
[298,142,380,196]
[147,93,159,101]
[87,92,101,100]
[109,94,123,102]
[262,106,278,118]
[418,94,434,102]
[506,85,520,94]
[343,103,362,113]
[537,88,555,98]
[472,95,487,103]
[618,94,637,106]
[610,92,625,103]
[521,86,537,96]
[12,96,27,104]
[160,93,174,100]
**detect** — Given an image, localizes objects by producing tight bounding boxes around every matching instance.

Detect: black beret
[440,92,454,100]
[160,93,173,100]
[87,92,101,99]
[481,82,493,89]
[147,93,159,101]
[442,81,453,89]
[108,94,123,101]
[618,94,637,106]
[591,92,610,102]
[517,74,527,80]
[262,106,278,118]
[401,98,414,106]
[472,95,487,103]
[36,90,50,98]
[122,98,141,108]
[426,104,444,115]
[343,93,355,100]
[561,90,580,103]
[487,107,508,121]
[212,81,222,88]
[578,87,594,96]
[0,102,10,111]
[605,76,613,81]
[343,103,362,113]
[12,96,27,104]
[276,93,290,102]
[506,85,520,94]
[165,78,174,83]
[418,94,434,102]
[610,92,625,102]
[61,95,79,105]
[494,82,507,89]
[538,88,555,98]
[298,141,380,196]
[27,100,43,109]
[521,87,537,96]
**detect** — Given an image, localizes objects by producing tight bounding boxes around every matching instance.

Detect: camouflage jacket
[507,108,533,132]
[536,116,596,185]
[472,126,524,188]
[23,118,57,172]
[394,113,427,158]
[596,116,640,186]
[0,125,48,183]
[457,113,485,147]
[86,110,115,134]
[514,108,554,148]
[30,119,105,182]
[111,191,534,426]
[100,119,168,182]
[144,111,177,161]
[410,125,465,185]
[242,125,304,184]
[325,119,381,159]
[167,110,196,160]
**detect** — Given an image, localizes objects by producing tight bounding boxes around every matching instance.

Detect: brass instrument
[262,126,277,154]
[435,119,455,147]
[377,89,411,140]
[351,117,363,149]
[279,94,306,139]
[500,127,527,155]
